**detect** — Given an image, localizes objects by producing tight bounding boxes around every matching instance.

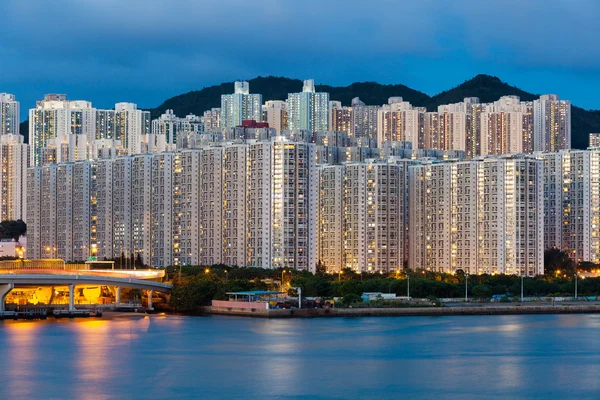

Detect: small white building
[0,238,23,258]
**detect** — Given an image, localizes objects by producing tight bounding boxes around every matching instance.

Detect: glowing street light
[281,270,286,291]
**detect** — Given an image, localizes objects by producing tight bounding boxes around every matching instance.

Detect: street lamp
[224,270,228,282]
[465,274,469,302]
[281,270,286,291]
[338,270,343,282]
[521,273,524,302]
[204,268,210,274]
[575,273,578,300]
[406,271,410,299]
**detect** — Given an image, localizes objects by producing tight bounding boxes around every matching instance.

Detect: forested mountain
[20,75,600,149]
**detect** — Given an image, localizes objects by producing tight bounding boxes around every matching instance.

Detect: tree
[341,293,362,306]
[0,220,26,241]
[169,279,219,311]
[471,284,493,298]
[291,276,332,297]
[315,260,326,276]
[544,248,576,277]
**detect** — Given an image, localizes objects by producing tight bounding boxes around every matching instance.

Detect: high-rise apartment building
[0,134,29,221]
[435,96,538,158]
[590,133,600,149]
[287,79,329,132]
[222,144,248,267]
[220,81,262,130]
[436,97,480,157]
[28,160,92,260]
[199,147,224,266]
[152,109,178,150]
[96,103,151,155]
[263,101,288,134]
[538,150,600,263]
[202,108,221,131]
[152,109,203,151]
[151,152,174,267]
[96,109,116,141]
[377,98,425,149]
[318,159,410,273]
[352,97,379,140]
[29,94,95,166]
[329,101,353,136]
[0,93,20,136]
[27,138,318,271]
[480,96,532,155]
[30,96,152,165]
[533,94,570,152]
[113,102,151,156]
[131,154,153,265]
[344,159,409,273]
[409,155,543,276]
[318,165,344,271]
[423,112,444,150]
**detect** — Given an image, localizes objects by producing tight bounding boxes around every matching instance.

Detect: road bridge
[0,273,172,313]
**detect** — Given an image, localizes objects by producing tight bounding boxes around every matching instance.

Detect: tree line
[166,250,600,311]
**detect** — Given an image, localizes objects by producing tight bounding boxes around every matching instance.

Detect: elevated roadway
[0,272,172,313]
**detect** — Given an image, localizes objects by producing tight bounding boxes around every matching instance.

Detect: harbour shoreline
[203,303,600,318]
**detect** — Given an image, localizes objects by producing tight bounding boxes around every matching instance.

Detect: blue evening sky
[1,0,599,120]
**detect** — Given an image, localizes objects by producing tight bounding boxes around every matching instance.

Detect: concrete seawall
[206,304,600,318]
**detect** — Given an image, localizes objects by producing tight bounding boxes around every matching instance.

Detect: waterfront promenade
[206,302,600,318]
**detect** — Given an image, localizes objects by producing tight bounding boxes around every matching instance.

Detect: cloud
[0,0,599,114]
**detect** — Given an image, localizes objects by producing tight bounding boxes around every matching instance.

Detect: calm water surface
[0,314,599,399]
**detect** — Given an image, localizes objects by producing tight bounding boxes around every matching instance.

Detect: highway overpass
[0,272,172,313]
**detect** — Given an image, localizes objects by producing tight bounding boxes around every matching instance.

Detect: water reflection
[1,314,599,399]
[72,319,114,399]
[3,322,41,399]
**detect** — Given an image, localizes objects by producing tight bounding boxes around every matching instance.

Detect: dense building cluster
[0,79,593,275]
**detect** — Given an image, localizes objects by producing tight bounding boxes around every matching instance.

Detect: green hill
[149,76,431,119]
[149,74,598,150]
[20,74,600,149]
[425,74,538,108]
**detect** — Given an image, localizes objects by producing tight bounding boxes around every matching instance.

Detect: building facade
[263,100,288,135]
[0,135,28,221]
[318,159,410,273]
[0,93,19,136]
[287,79,329,132]
[533,95,570,153]
[26,138,319,271]
[29,94,95,166]
[220,81,262,130]
[409,155,544,276]
[539,150,600,263]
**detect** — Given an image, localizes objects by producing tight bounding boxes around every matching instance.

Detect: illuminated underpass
[0,260,172,313]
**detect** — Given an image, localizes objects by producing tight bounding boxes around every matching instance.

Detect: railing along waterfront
[0,259,87,271]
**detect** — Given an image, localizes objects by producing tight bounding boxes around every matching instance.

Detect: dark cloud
[1,0,599,119]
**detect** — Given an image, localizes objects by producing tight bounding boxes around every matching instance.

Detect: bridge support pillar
[0,283,14,313]
[115,286,121,305]
[148,290,154,311]
[68,284,75,312]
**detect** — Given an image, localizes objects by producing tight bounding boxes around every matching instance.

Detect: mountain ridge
[149,74,598,149]
[19,75,600,149]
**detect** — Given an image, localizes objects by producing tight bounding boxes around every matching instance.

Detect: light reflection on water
[0,314,599,399]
